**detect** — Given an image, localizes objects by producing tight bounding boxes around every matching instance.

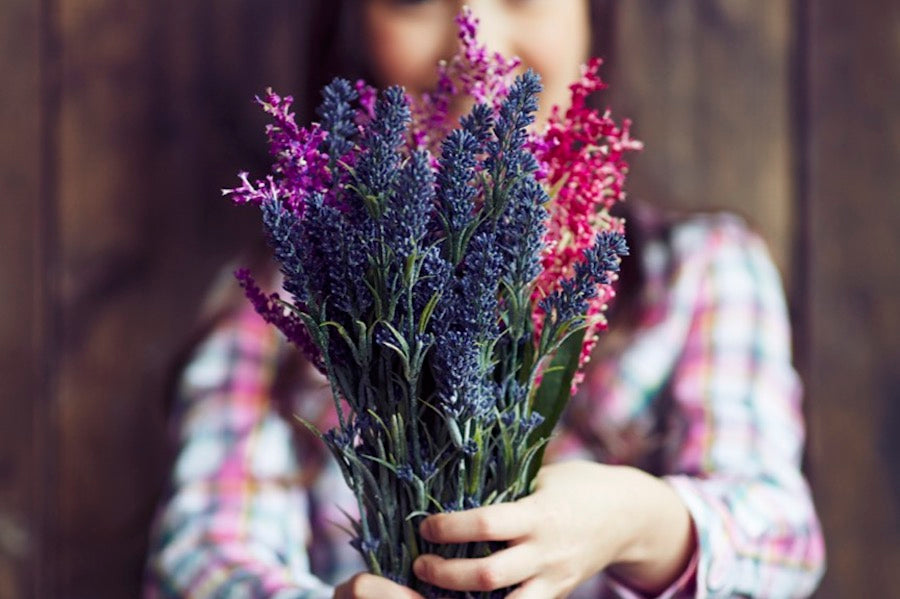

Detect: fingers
[420,500,536,544]
[333,572,424,599]
[413,543,540,592]
[505,576,557,599]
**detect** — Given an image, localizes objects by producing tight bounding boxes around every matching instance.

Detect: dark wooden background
[1,1,897,597]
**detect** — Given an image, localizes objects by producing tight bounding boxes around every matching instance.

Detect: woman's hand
[333,573,424,599]
[412,461,696,598]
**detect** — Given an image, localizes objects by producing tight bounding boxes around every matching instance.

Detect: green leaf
[355,320,369,362]
[360,454,399,475]
[379,321,410,359]
[322,320,363,364]
[518,437,551,493]
[366,409,391,436]
[336,504,362,528]
[417,291,442,335]
[525,327,586,485]
[519,332,536,384]
[292,414,324,440]
[326,517,358,540]
[297,313,324,347]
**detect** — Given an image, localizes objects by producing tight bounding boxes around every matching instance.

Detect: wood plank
[38,0,898,596]
[0,0,45,596]
[55,1,160,594]
[53,0,310,595]
[610,1,794,277]
[806,0,900,596]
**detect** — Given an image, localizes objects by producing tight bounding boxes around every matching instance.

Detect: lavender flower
[304,194,372,317]
[226,19,632,597]
[431,328,493,420]
[317,77,359,168]
[459,102,494,150]
[355,86,411,201]
[486,70,542,181]
[458,230,504,338]
[385,149,436,260]
[261,196,307,301]
[497,176,548,287]
[435,127,480,263]
[539,231,629,345]
[234,268,322,370]
[412,245,451,316]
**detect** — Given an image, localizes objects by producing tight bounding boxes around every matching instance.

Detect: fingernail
[413,557,426,579]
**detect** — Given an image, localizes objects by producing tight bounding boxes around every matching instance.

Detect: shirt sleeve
[144,302,335,599]
[606,547,699,599]
[658,221,826,598]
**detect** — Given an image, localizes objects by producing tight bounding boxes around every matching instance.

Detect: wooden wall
[1,1,42,597]
[0,1,897,597]
[805,1,900,594]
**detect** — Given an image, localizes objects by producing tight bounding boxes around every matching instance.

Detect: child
[145,1,825,597]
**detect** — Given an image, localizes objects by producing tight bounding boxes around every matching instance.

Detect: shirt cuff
[605,530,699,599]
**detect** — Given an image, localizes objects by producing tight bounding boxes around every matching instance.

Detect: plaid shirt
[145,214,825,598]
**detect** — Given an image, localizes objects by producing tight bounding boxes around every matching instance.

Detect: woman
[145,1,826,597]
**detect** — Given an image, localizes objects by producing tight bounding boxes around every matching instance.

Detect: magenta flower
[410,7,520,151]
[531,58,642,389]
[222,89,330,214]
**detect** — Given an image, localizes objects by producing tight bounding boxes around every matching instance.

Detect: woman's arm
[656,221,826,598]
[144,303,334,598]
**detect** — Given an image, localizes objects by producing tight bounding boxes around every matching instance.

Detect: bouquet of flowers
[224,9,640,597]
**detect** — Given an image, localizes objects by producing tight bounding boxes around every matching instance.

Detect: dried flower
[223,12,637,598]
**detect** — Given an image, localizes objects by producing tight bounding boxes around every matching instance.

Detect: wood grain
[610,1,794,277]
[2,0,898,596]
[51,0,311,596]
[806,0,900,596]
[0,1,44,597]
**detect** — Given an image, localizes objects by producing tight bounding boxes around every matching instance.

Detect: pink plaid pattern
[144,214,825,598]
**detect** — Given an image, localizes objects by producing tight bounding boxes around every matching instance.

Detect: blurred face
[363,0,592,124]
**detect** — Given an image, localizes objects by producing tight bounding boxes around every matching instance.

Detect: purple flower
[486,70,542,179]
[459,102,494,150]
[302,195,373,317]
[413,245,451,316]
[261,197,306,300]
[539,231,629,326]
[355,86,411,199]
[317,78,360,177]
[385,149,436,261]
[435,128,480,261]
[459,230,504,338]
[222,89,330,214]
[410,7,520,150]
[496,176,548,287]
[234,268,323,370]
[430,327,494,420]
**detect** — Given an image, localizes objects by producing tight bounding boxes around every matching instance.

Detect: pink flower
[531,59,642,391]
[410,7,520,151]
[222,89,330,215]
